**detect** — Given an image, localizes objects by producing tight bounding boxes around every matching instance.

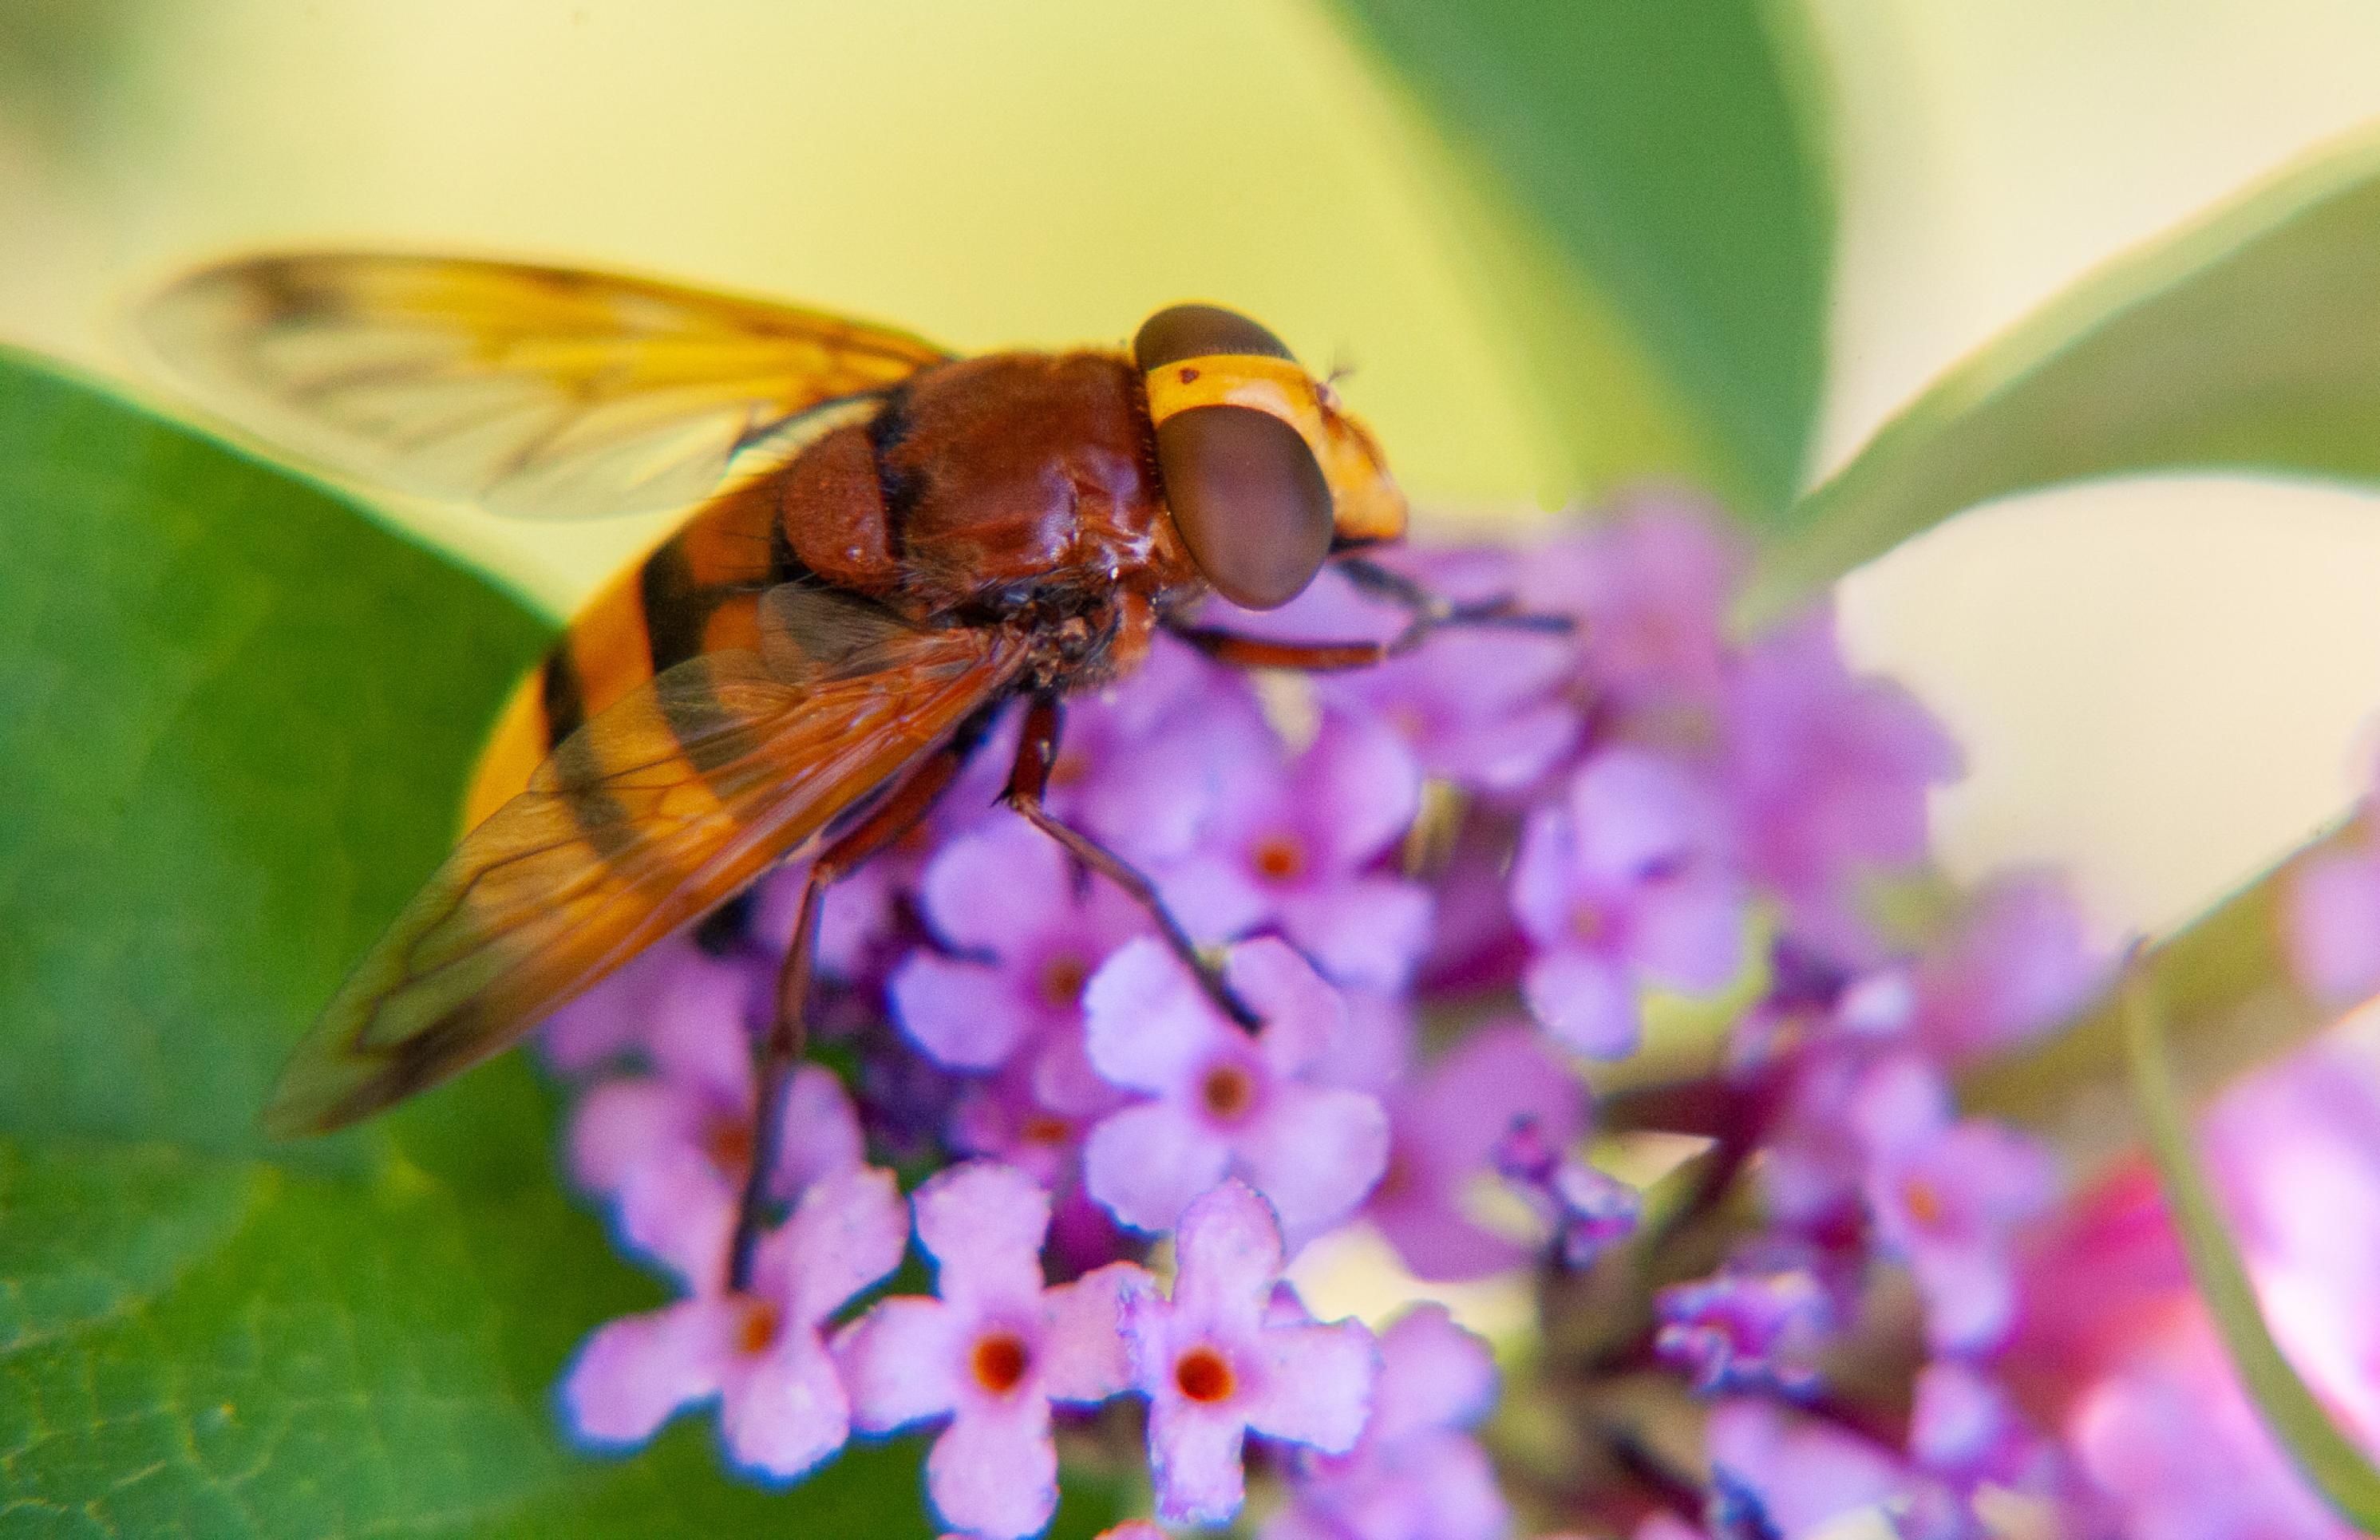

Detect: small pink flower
[560,1165,907,1480]
[892,815,1148,1072]
[1511,748,1748,1056]
[1907,871,2105,1061]
[1853,1056,2055,1354]
[1081,938,1390,1243]
[1722,606,1961,956]
[836,1163,1145,1539]
[1519,492,1748,713]
[1120,1181,1378,1526]
[1155,709,1433,989]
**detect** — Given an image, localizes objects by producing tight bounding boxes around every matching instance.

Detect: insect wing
[266,622,1025,1135]
[140,253,950,519]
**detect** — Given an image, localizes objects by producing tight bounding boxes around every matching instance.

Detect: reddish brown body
[142,253,1427,1153]
[472,350,1199,824]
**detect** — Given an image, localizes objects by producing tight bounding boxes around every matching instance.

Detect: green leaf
[2121,962,2380,1527]
[1960,819,2345,1177]
[1757,131,2380,610]
[0,353,1121,1534]
[1330,0,1833,512]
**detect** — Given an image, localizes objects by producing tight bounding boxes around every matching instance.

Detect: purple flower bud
[1120,1180,1378,1526]
[1656,1258,1840,1398]
[1492,1116,1640,1269]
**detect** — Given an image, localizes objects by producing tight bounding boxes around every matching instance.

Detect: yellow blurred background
[7,0,2380,952]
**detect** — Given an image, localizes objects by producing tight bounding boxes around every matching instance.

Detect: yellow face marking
[1144,352,1326,450]
[1143,352,1406,547]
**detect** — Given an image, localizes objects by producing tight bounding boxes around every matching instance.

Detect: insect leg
[725,731,975,1292]
[1002,691,1262,1030]
[1169,554,1575,672]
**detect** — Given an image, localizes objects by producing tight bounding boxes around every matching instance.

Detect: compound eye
[1153,404,1333,610]
[1133,303,1293,370]
[1135,303,1331,610]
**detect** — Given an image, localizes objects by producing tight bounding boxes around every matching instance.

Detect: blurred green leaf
[1331,0,1832,513]
[1962,820,2344,1176]
[2121,964,2380,1528]
[1757,132,2380,610]
[0,353,1117,1534]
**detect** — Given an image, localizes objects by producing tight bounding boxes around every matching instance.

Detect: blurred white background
[5,0,2380,944]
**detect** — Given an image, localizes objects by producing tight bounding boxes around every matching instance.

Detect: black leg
[1170,553,1575,672]
[1002,692,1260,1029]
[725,736,972,1292]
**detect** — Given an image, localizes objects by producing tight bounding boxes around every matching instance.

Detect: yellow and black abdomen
[462,473,786,831]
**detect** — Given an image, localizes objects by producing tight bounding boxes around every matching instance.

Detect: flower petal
[1523,947,1641,1058]
[1172,1179,1286,1327]
[1303,708,1423,867]
[1040,1262,1146,1404]
[721,1329,852,1481]
[915,1161,1050,1305]
[567,1076,700,1198]
[1229,936,1342,1076]
[560,1298,733,1449]
[892,952,1039,1071]
[1280,877,1435,990]
[774,1166,910,1325]
[1083,938,1231,1094]
[1145,1398,1251,1527]
[919,817,1073,955]
[835,1294,963,1434]
[1236,1086,1390,1243]
[1370,1304,1500,1444]
[927,1397,1060,1540]
[1243,1317,1378,1454]
[1084,1100,1233,1235]
[771,1064,866,1198]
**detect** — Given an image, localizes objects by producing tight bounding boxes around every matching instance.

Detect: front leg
[1169,551,1575,672]
[1002,691,1260,1029]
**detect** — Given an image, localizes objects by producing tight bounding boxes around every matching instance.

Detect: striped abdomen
[465,472,792,831]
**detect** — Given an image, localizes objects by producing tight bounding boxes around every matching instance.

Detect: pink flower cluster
[526,495,2344,1538]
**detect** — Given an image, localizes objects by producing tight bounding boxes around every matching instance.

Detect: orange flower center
[1038,953,1090,1008]
[1251,833,1307,883]
[1020,1112,1074,1147]
[1174,1345,1236,1404]
[1568,902,1606,943]
[1200,1062,1258,1123]
[1047,748,1091,789]
[971,1331,1032,1395]
[736,1298,781,1357]
[1902,1178,1947,1230]
[704,1115,755,1179]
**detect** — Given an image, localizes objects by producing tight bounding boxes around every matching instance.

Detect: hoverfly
[141,253,1553,1282]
